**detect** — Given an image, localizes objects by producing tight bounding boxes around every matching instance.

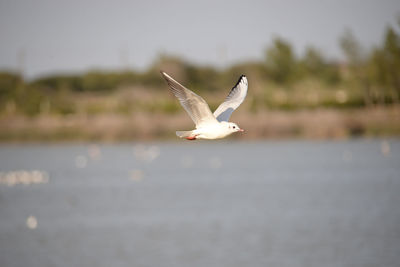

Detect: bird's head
[226,122,244,133]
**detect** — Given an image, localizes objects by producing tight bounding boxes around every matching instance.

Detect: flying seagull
[161,71,248,140]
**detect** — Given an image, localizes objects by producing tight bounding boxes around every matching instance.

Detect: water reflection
[26,216,38,229]
[75,155,88,168]
[133,144,160,162]
[130,169,144,182]
[380,140,390,157]
[88,144,102,161]
[0,170,49,186]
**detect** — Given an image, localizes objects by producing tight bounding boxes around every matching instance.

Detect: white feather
[213,75,248,122]
[161,71,247,140]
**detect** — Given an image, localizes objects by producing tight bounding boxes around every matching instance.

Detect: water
[0,140,399,267]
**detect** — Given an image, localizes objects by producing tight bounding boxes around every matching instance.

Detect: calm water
[0,140,399,267]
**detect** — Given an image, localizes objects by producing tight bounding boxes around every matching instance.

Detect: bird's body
[177,121,238,140]
[161,71,248,140]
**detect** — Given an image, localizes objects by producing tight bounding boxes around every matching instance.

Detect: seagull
[161,71,248,140]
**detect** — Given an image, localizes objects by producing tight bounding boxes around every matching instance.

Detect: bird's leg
[185,135,198,140]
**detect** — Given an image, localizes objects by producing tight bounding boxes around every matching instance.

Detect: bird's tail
[176,131,193,138]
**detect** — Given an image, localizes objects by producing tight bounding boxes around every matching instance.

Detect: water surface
[0,140,399,267]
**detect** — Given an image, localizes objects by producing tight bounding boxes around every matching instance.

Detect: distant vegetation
[0,24,399,141]
[1,25,400,116]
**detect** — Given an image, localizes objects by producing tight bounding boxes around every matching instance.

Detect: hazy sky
[0,0,399,79]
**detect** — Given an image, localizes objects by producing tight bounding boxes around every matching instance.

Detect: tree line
[0,23,399,116]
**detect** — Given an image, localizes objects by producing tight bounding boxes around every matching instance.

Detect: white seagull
[161,71,248,140]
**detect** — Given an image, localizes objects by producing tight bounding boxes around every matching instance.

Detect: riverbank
[1,106,399,142]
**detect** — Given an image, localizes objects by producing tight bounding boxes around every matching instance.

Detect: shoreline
[1,106,399,143]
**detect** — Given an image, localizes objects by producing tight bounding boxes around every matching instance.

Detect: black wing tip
[234,74,247,87]
[238,74,247,81]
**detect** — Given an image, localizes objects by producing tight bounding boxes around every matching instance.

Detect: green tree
[265,38,299,84]
[382,26,400,101]
[0,72,22,100]
[301,46,340,85]
[365,26,400,104]
[340,29,372,105]
[31,75,83,92]
[302,47,325,74]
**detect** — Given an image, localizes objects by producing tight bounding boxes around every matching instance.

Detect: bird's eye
[233,126,236,129]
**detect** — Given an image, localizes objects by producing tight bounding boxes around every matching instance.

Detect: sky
[0,0,399,79]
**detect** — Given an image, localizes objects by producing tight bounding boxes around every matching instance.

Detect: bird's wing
[161,71,218,127]
[213,75,248,122]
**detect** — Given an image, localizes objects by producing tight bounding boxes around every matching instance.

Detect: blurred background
[0,0,399,140]
[0,1,399,267]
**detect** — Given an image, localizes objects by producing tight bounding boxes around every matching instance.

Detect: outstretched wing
[161,71,218,127]
[213,75,248,122]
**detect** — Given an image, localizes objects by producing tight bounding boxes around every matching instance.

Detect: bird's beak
[239,128,244,132]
